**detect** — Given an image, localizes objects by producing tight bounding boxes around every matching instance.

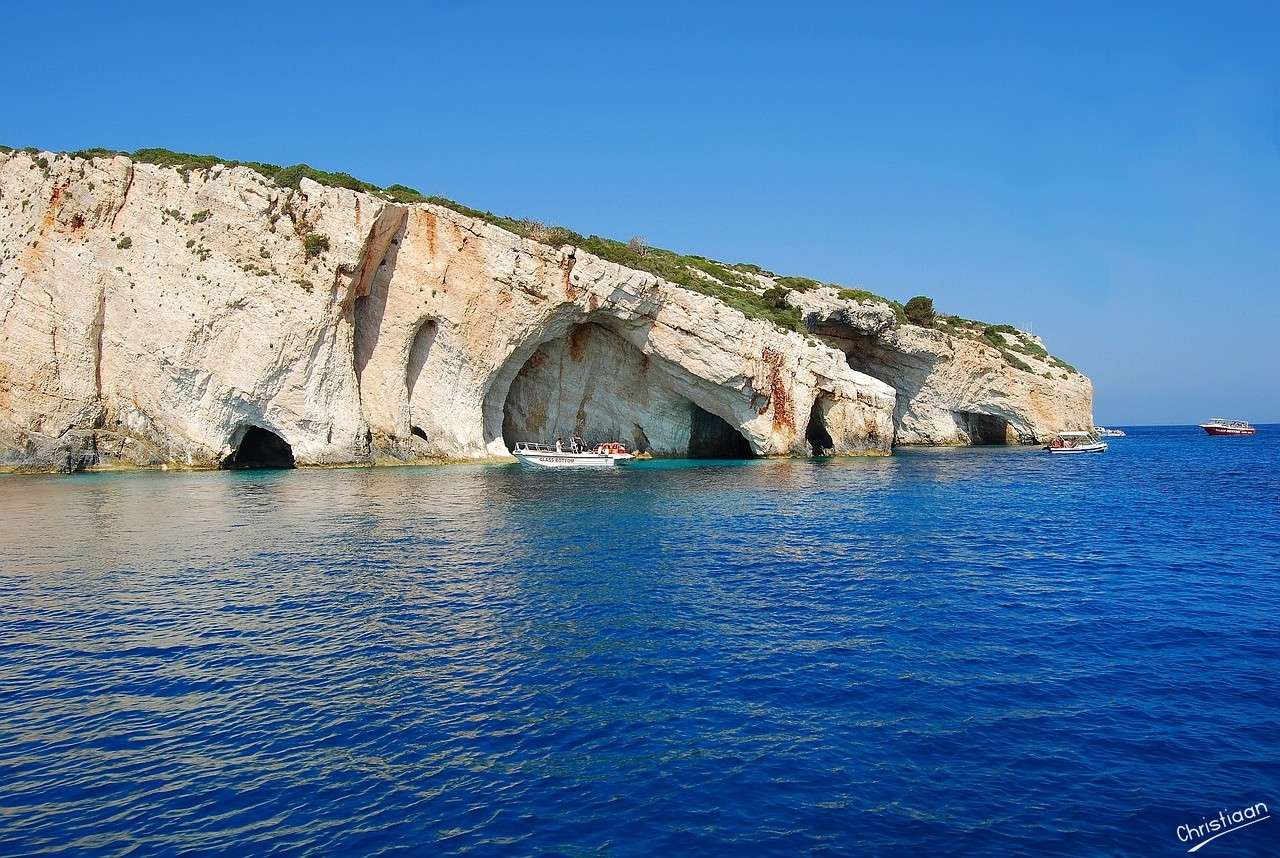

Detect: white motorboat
[1045,430,1107,454]
[1094,426,1126,438]
[511,441,633,469]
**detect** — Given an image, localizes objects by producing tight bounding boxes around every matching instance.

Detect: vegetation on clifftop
[3,144,1074,369]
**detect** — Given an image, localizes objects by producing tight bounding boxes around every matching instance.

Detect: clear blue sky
[4,2,1277,424]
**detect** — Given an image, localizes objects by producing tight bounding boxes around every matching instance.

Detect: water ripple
[1,427,1278,855]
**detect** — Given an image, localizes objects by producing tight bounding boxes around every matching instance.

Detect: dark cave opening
[411,425,429,441]
[839,332,889,381]
[806,399,835,456]
[221,426,296,470]
[688,404,754,458]
[955,411,1011,445]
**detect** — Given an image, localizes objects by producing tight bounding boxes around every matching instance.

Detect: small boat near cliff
[1199,418,1256,436]
[1094,426,1126,438]
[1045,431,1107,454]
[512,440,635,469]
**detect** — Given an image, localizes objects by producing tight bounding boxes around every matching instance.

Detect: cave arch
[688,404,753,458]
[806,398,835,456]
[498,321,755,457]
[353,217,408,387]
[221,426,295,469]
[953,411,1011,445]
[405,317,439,433]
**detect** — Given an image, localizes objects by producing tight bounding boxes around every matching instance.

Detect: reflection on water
[2,431,1279,855]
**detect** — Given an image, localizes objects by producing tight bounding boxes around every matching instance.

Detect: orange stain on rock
[19,184,69,273]
[420,209,438,258]
[759,348,795,432]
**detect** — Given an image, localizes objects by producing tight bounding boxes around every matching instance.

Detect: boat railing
[514,442,556,452]
[514,441,603,454]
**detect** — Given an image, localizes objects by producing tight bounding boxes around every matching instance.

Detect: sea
[2,426,1278,856]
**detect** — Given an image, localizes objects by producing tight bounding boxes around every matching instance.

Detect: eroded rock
[0,150,1087,472]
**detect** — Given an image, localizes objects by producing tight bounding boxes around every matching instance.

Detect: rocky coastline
[0,149,1092,472]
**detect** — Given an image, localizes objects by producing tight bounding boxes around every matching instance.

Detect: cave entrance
[500,322,756,458]
[406,320,437,405]
[806,399,835,456]
[222,426,296,469]
[688,405,753,459]
[955,411,1011,445]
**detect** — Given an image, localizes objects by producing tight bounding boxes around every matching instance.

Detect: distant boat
[1094,426,1126,438]
[1199,418,1256,436]
[1045,430,1107,454]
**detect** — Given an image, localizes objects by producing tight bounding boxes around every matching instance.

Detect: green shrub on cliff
[1002,352,1033,372]
[272,163,382,195]
[71,147,121,159]
[774,276,821,292]
[131,148,283,183]
[904,295,936,326]
[384,184,429,203]
[1011,338,1048,359]
[303,232,330,259]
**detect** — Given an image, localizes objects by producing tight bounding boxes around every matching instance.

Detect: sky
[3,1,1277,424]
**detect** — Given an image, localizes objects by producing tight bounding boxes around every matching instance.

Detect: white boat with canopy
[512,440,635,469]
[1044,430,1107,454]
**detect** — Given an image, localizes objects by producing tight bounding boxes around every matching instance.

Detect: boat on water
[1094,426,1126,438]
[1045,430,1107,454]
[1199,418,1256,436]
[512,439,635,469]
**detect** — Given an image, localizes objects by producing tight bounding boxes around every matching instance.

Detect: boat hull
[513,450,617,469]
[1047,442,1108,454]
[1201,426,1256,436]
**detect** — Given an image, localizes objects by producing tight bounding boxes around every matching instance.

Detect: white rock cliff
[0,150,1090,471]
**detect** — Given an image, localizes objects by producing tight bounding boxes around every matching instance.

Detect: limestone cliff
[787,288,1093,445]
[0,149,1090,472]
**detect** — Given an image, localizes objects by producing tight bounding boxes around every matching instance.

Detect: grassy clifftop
[3,144,1073,374]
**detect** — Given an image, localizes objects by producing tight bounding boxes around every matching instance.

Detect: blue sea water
[1,426,1278,856]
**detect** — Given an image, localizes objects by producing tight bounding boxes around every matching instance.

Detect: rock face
[0,150,1089,472]
[788,288,1094,445]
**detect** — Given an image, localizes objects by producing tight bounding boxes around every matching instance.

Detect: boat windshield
[1048,432,1100,448]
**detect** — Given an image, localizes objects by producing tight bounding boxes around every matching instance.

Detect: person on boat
[555,437,563,453]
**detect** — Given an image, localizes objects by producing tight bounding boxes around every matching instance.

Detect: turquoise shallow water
[2,426,1278,856]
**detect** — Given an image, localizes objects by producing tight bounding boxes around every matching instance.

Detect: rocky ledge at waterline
[0,149,1092,472]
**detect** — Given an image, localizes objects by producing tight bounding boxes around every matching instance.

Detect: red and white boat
[1199,418,1256,436]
